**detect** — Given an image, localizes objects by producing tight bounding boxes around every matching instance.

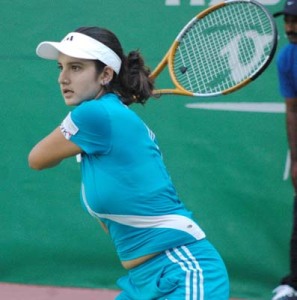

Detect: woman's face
[57,53,103,106]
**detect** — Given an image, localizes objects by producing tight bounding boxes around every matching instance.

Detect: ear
[99,66,114,85]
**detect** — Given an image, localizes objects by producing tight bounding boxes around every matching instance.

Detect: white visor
[36,32,122,74]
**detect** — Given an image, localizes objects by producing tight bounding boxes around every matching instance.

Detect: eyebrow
[57,61,85,67]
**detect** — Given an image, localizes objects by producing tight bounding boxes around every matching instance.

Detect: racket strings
[173,1,275,96]
[235,3,271,77]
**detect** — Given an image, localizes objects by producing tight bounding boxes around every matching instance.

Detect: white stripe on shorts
[166,246,204,300]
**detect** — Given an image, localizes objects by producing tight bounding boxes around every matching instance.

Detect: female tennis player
[28,26,229,299]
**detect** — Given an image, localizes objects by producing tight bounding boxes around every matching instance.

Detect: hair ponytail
[117,51,154,105]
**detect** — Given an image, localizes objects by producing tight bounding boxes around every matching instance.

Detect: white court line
[185,102,285,113]
[284,150,291,181]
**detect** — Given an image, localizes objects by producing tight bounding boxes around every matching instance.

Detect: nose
[58,71,69,85]
[285,19,297,30]
[286,22,294,30]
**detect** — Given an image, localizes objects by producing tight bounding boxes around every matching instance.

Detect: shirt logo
[60,112,79,140]
[64,34,74,42]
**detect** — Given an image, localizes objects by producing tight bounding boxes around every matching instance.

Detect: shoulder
[277,44,297,72]
[71,94,121,122]
[277,44,289,61]
[277,44,297,61]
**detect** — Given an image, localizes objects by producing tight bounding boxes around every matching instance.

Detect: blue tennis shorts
[116,239,229,300]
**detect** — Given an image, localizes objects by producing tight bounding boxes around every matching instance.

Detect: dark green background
[0,0,291,299]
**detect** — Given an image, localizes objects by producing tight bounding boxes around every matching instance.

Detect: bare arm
[28,127,82,170]
[286,98,297,193]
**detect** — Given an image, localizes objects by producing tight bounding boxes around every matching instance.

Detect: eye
[71,65,82,71]
[57,64,63,71]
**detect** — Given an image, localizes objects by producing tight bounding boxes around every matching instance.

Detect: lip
[62,88,74,98]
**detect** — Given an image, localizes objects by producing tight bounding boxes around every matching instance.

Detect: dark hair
[75,26,154,105]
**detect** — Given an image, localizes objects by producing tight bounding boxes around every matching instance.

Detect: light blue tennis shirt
[277,43,297,98]
[60,93,205,261]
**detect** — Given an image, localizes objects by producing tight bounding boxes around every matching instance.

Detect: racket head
[165,0,278,97]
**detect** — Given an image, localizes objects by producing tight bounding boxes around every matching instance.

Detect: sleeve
[277,47,297,98]
[60,101,111,155]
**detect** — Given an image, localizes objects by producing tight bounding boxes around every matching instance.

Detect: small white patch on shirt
[76,154,82,163]
[60,112,79,140]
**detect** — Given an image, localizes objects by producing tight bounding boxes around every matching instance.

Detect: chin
[64,99,76,106]
[288,36,297,44]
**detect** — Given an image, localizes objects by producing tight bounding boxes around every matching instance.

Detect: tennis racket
[150,0,278,97]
